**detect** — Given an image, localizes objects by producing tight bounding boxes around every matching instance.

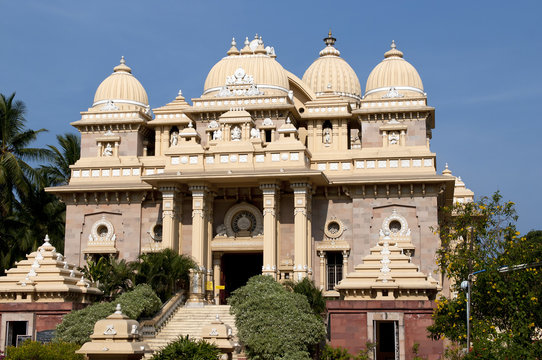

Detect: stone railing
[139,289,186,338]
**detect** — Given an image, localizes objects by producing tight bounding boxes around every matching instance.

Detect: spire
[227,37,239,56]
[113,56,132,73]
[442,163,453,176]
[323,29,336,46]
[255,35,266,54]
[240,36,251,55]
[384,40,404,59]
[319,30,340,57]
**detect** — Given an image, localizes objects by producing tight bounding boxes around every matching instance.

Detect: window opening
[326,252,343,291]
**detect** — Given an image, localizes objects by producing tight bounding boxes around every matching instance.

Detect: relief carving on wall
[88,216,116,245]
[216,202,263,238]
[379,209,415,256]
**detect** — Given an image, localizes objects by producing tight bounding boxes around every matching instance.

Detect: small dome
[92,57,149,109]
[202,35,289,98]
[302,32,361,101]
[364,41,425,100]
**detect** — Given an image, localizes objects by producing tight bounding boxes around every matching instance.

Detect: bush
[320,344,352,360]
[284,277,326,315]
[150,335,220,360]
[5,340,83,360]
[54,284,161,344]
[228,275,325,360]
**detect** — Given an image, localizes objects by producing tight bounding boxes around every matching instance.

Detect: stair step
[144,304,238,358]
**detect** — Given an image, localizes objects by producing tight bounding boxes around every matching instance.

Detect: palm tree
[41,133,80,186]
[0,92,48,216]
[14,170,66,254]
[135,249,196,301]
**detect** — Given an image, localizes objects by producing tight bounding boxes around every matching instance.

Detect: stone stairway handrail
[139,289,186,338]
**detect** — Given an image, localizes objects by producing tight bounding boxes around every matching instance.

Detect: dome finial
[240,36,251,55]
[113,56,132,73]
[384,40,403,59]
[323,30,336,46]
[227,37,239,56]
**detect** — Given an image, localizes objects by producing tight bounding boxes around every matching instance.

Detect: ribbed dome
[92,57,149,109]
[202,36,289,98]
[302,32,361,101]
[364,41,425,100]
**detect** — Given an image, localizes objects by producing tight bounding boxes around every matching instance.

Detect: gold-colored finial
[323,30,336,46]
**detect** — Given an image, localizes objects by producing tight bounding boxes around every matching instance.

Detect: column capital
[259,182,280,193]
[189,184,209,196]
[159,185,182,194]
[290,180,311,192]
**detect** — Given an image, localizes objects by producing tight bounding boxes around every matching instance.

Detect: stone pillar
[318,251,325,290]
[213,252,222,304]
[342,250,349,280]
[291,181,310,281]
[260,183,279,277]
[160,186,181,252]
[189,185,208,269]
[154,128,161,156]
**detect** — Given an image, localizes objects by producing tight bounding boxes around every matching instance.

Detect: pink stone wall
[361,119,428,148]
[327,300,443,360]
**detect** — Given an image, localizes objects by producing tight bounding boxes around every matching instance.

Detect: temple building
[45,32,473,358]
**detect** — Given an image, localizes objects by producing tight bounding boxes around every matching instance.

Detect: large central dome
[202,36,290,98]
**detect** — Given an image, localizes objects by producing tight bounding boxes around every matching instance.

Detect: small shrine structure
[0,235,101,351]
[77,304,150,360]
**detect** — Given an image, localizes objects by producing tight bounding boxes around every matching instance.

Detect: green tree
[0,92,48,215]
[284,277,326,315]
[0,92,50,274]
[134,249,196,302]
[79,255,136,300]
[13,170,66,254]
[150,335,220,360]
[41,133,80,186]
[228,275,326,360]
[429,192,542,358]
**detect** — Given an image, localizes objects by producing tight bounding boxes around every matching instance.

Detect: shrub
[5,340,83,360]
[228,275,325,360]
[284,277,326,315]
[54,284,161,344]
[320,344,352,360]
[150,335,220,360]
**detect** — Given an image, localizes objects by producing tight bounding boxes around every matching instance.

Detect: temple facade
[49,32,473,312]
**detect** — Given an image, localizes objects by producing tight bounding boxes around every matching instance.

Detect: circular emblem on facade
[90,216,115,243]
[324,218,345,239]
[381,209,409,236]
[223,203,263,237]
[233,211,256,232]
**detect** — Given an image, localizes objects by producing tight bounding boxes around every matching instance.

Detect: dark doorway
[375,321,398,360]
[6,321,28,348]
[220,252,262,304]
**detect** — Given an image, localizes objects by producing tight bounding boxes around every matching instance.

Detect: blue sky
[1,1,540,233]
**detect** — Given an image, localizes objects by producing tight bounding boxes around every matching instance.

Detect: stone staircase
[145,305,237,357]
